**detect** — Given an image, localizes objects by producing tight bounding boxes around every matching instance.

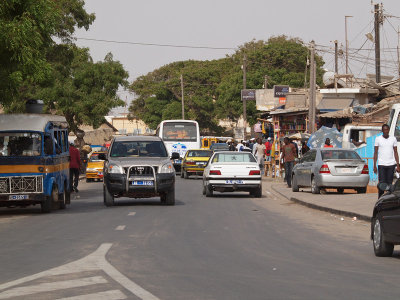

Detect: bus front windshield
[162,122,197,142]
[0,132,42,157]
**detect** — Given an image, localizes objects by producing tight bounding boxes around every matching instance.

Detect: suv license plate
[132,181,154,186]
[225,180,244,184]
[9,195,29,200]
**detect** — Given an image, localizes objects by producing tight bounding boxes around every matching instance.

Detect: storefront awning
[317,98,354,112]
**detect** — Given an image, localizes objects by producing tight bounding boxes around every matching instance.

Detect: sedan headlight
[108,164,124,174]
[160,162,174,173]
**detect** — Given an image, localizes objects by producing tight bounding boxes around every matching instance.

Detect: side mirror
[98,153,107,161]
[378,182,391,192]
[171,152,180,160]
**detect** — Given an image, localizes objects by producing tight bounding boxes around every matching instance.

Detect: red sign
[279,97,286,104]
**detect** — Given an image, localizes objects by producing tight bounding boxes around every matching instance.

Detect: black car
[371,180,400,256]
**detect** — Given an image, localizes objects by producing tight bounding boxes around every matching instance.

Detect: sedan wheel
[205,184,213,197]
[311,177,320,194]
[292,175,299,192]
[373,216,394,257]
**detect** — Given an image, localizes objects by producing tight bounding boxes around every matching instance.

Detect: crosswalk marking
[115,225,126,230]
[0,243,160,300]
[57,289,127,300]
[0,276,106,299]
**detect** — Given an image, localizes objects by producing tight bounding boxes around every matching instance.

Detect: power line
[76,37,236,50]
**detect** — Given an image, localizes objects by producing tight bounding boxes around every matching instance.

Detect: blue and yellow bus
[0,114,70,212]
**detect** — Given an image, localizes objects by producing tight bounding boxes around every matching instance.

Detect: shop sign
[241,89,256,101]
[273,85,289,98]
[279,97,286,104]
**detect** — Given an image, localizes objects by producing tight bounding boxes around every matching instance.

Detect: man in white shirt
[373,124,400,198]
[254,138,266,174]
[236,140,244,152]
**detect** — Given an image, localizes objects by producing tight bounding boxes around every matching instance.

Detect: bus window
[44,134,54,155]
[162,122,197,141]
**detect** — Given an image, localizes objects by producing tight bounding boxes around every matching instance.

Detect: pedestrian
[323,138,334,148]
[373,124,400,198]
[254,138,266,174]
[249,138,256,151]
[242,142,252,152]
[281,137,297,188]
[264,137,272,162]
[301,141,310,156]
[236,140,244,152]
[69,142,81,192]
[228,141,236,151]
[291,138,299,157]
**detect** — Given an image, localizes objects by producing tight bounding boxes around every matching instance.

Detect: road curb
[270,184,371,222]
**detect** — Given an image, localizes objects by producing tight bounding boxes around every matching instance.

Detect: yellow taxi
[85,151,107,182]
[181,149,213,179]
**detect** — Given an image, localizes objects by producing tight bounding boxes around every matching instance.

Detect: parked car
[291,148,369,194]
[371,180,400,257]
[100,136,178,206]
[210,143,229,152]
[181,149,213,179]
[202,151,262,197]
[86,151,107,182]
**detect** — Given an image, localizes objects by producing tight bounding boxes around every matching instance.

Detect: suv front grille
[128,166,158,177]
[0,176,43,194]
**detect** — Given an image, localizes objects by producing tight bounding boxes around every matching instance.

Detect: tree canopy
[129,36,324,133]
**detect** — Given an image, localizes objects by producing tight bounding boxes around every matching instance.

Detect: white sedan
[202,151,262,197]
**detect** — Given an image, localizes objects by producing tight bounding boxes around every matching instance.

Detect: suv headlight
[108,164,124,174]
[160,162,174,173]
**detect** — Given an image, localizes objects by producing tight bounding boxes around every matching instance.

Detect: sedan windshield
[110,141,168,157]
[321,150,361,160]
[0,132,42,157]
[212,153,256,163]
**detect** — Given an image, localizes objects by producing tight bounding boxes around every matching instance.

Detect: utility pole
[304,54,309,88]
[397,26,400,89]
[180,74,185,120]
[264,75,268,89]
[345,15,353,80]
[242,53,247,137]
[374,3,382,83]
[308,41,316,134]
[334,40,339,74]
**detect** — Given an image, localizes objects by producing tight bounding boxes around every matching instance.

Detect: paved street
[0,177,400,299]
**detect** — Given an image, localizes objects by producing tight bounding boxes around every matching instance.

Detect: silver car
[291,148,369,194]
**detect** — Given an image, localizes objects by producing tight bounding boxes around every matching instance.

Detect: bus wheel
[59,184,67,209]
[41,185,57,213]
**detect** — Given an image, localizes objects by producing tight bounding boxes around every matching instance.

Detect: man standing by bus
[69,142,81,193]
[373,124,400,198]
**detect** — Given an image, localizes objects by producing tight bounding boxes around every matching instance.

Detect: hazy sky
[74,0,400,100]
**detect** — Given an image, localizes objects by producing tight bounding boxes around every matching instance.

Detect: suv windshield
[110,141,168,158]
[0,132,42,157]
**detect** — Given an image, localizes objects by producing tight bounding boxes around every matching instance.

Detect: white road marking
[128,212,136,216]
[0,243,160,300]
[115,225,126,231]
[266,191,271,195]
[0,276,106,299]
[57,289,127,300]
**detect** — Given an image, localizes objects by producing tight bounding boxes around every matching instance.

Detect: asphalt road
[0,176,399,299]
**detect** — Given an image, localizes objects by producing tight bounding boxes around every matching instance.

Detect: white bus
[156,120,201,171]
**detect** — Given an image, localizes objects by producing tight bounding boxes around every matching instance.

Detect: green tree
[37,46,129,134]
[0,0,95,107]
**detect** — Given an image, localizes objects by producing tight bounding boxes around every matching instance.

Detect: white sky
[74,0,400,103]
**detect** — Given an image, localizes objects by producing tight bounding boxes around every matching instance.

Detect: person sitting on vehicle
[323,138,334,148]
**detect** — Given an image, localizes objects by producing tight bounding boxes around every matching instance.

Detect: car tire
[202,181,206,195]
[104,184,114,207]
[311,177,320,194]
[165,187,175,206]
[205,184,213,197]
[180,169,184,178]
[373,214,394,257]
[337,188,344,194]
[251,186,262,198]
[184,170,189,179]
[41,184,57,213]
[292,175,299,192]
[357,187,367,194]
[86,178,91,183]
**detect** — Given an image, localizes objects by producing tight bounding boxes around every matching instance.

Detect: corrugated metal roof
[269,107,309,115]
[0,114,67,132]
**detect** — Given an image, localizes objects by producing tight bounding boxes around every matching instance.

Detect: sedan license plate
[131,180,154,186]
[225,180,244,184]
[338,168,354,173]
[9,195,29,200]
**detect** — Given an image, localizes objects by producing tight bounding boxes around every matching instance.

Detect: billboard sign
[273,85,290,98]
[241,89,256,101]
